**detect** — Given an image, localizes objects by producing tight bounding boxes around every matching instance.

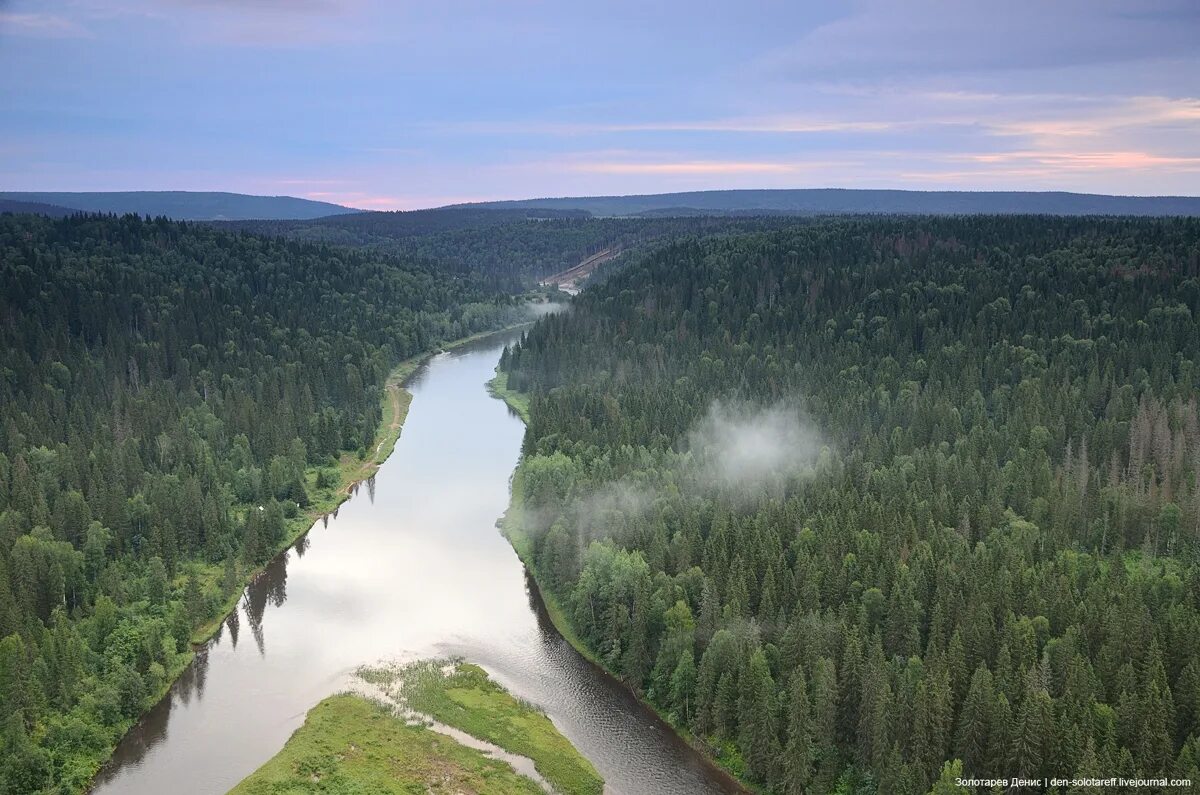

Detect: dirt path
[540,246,622,293]
[387,383,404,431]
[341,383,411,496]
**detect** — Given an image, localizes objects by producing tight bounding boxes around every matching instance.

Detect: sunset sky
[2,0,1198,209]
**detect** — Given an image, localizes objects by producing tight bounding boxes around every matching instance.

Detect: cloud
[762,0,1200,81]
[92,0,370,46]
[959,150,1200,171]
[292,189,489,211]
[423,91,1200,190]
[545,401,829,543]
[4,0,1198,197]
[572,482,658,533]
[687,401,827,490]
[567,160,804,176]
[0,12,91,38]
[168,0,343,9]
[432,116,898,137]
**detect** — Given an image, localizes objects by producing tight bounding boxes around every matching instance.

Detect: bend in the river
[89,330,744,795]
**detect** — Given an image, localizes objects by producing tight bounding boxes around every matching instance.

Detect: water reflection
[225,608,239,650]
[90,332,744,795]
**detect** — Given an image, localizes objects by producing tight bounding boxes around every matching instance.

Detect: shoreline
[230,661,602,795]
[191,319,536,646]
[86,320,534,794]
[487,372,754,795]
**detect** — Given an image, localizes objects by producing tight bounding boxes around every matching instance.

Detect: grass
[361,661,604,795]
[486,369,531,422]
[228,694,545,795]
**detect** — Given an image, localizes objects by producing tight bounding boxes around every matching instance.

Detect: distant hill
[451,188,1200,217]
[226,206,591,238]
[0,191,360,221]
[0,198,77,217]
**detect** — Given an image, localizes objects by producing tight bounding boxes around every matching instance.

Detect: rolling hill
[0,198,77,217]
[0,191,360,220]
[450,188,1200,217]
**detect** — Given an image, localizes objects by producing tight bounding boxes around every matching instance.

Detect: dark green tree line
[0,212,523,792]
[502,217,1200,793]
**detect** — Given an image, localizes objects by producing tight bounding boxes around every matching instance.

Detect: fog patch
[687,400,826,490]
[572,481,657,538]
[524,298,569,320]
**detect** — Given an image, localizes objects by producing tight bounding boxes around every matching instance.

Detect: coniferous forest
[9,3,1200,793]
[3,209,1200,794]
[0,213,524,791]
[500,216,1200,792]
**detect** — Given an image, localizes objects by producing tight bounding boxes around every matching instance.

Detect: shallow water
[90,331,743,795]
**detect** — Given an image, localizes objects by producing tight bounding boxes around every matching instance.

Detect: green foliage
[227,209,820,291]
[0,212,525,791]
[228,693,545,795]
[502,216,1200,791]
[360,660,604,795]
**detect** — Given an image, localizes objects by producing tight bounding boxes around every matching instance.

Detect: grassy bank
[229,693,545,795]
[361,661,604,795]
[189,322,532,646]
[186,346,419,644]
[499,473,600,668]
[489,376,612,671]
[486,368,531,422]
[490,380,753,793]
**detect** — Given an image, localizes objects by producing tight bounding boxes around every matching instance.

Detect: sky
[1,0,1198,209]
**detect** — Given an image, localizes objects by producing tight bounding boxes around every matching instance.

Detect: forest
[500,216,1200,793]
[222,210,807,291]
[0,213,524,792]
[4,209,1200,795]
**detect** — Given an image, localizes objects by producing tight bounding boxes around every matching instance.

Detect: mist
[686,400,826,490]
[550,400,826,536]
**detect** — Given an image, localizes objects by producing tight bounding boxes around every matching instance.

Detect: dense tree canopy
[0,212,524,792]
[225,209,807,291]
[502,217,1200,793]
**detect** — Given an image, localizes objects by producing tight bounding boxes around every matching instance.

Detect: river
[89,330,744,795]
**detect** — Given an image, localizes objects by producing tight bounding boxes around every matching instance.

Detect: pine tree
[1067,739,1104,795]
[670,648,697,725]
[184,571,205,627]
[955,664,995,773]
[1012,668,1053,779]
[738,648,781,786]
[927,759,971,794]
[222,556,240,597]
[783,668,815,794]
[146,556,169,605]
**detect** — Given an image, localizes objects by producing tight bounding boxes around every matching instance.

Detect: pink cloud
[961,150,1200,170]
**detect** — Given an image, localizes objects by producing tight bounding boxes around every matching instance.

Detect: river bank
[91,328,746,795]
[86,321,533,794]
[488,371,755,795]
[189,320,536,648]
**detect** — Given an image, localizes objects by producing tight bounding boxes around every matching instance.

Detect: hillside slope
[0,191,359,220]
[454,188,1200,217]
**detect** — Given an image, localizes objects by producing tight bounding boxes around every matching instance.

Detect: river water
[90,331,743,795]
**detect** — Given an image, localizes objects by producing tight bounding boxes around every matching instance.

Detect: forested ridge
[0,213,523,792]
[500,217,1200,793]
[223,210,806,290]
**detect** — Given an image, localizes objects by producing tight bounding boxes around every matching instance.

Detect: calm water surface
[90,332,743,795]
